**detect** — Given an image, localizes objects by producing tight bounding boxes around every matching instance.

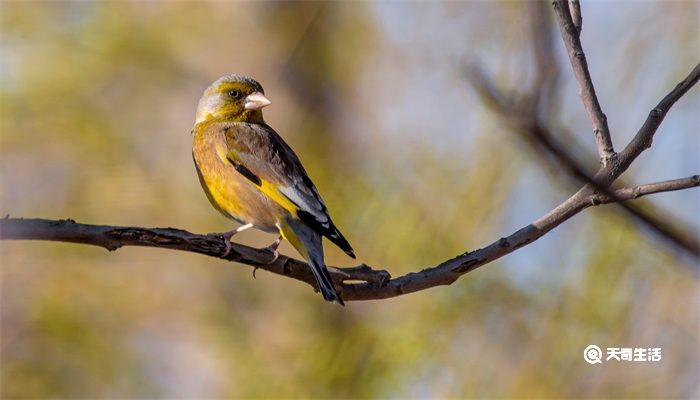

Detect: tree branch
[466,2,700,257]
[526,121,699,256]
[466,63,700,256]
[0,217,392,297]
[2,168,697,302]
[2,2,698,302]
[590,175,700,204]
[568,0,582,33]
[552,0,615,164]
[613,62,700,178]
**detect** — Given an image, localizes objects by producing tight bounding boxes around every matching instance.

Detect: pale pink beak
[244,92,271,110]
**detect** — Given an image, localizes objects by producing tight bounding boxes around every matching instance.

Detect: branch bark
[552,0,615,164]
[568,0,582,33]
[590,176,700,204]
[0,217,392,297]
[613,62,700,179]
[2,171,697,301]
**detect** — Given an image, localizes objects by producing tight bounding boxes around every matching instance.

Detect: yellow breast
[192,123,283,232]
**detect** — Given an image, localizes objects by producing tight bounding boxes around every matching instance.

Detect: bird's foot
[253,235,283,279]
[213,230,235,258]
[263,235,282,264]
[213,223,254,258]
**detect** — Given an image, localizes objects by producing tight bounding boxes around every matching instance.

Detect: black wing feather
[223,122,356,258]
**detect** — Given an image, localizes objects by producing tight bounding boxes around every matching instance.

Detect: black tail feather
[297,210,356,259]
[326,225,356,259]
[308,258,345,306]
[281,216,346,305]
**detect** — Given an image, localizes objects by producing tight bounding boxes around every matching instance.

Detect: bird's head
[195,75,271,125]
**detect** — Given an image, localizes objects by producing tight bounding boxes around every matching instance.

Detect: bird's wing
[221,122,355,258]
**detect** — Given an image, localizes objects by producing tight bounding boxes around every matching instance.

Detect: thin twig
[468,3,700,257]
[467,65,700,256]
[528,1,559,113]
[591,176,700,204]
[552,0,615,164]
[568,0,582,33]
[613,63,700,178]
[528,121,699,256]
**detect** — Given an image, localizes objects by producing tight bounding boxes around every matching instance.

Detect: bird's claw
[263,235,282,264]
[265,247,280,264]
[209,231,235,258]
[221,238,233,258]
[252,236,282,278]
[211,224,254,259]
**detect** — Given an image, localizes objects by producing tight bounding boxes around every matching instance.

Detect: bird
[191,74,355,305]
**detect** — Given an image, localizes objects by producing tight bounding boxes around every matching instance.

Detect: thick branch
[0,217,392,297]
[552,0,615,163]
[2,171,697,302]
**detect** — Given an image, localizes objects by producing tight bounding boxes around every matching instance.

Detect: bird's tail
[279,217,344,306]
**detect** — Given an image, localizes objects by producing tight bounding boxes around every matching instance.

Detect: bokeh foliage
[1,1,698,398]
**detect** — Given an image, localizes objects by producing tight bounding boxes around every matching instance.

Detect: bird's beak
[244,92,271,110]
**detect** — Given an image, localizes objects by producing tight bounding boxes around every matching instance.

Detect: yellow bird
[191,75,355,305]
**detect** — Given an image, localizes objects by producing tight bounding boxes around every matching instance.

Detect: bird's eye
[228,90,241,99]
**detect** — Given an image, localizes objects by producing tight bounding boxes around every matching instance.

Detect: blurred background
[1,1,698,398]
